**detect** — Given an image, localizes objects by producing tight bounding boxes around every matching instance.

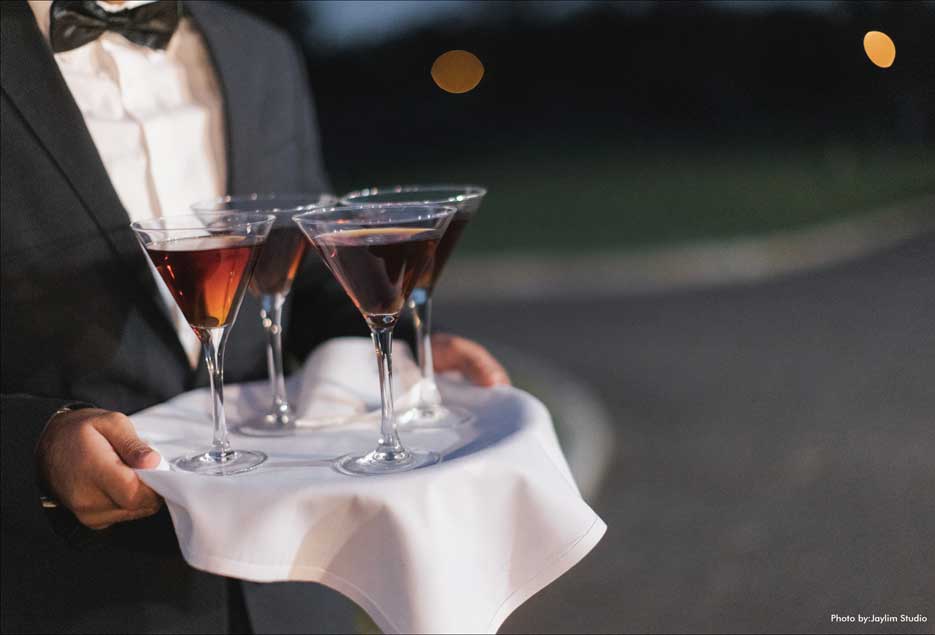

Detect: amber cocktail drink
[132,213,274,475]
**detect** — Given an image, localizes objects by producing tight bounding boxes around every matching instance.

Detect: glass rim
[130,212,276,232]
[340,184,486,205]
[190,193,337,215]
[292,203,458,227]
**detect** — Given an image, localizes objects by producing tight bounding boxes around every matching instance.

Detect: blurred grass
[337,142,934,256]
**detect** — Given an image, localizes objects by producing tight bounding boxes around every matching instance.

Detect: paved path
[436,234,935,633]
[438,195,935,301]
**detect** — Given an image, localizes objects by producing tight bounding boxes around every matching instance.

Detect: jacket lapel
[184,1,248,194]
[183,2,258,385]
[0,1,189,365]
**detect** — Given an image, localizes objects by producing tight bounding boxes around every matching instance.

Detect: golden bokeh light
[863,31,895,68]
[431,50,484,94]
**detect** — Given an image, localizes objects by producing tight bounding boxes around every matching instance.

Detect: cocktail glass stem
[199,326,233,461]
[260,293,293,427]
[409,289,442,409]
[371,326,406,461]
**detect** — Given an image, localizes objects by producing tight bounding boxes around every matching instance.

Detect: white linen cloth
[131,338,606,634]
[28,0,227,367]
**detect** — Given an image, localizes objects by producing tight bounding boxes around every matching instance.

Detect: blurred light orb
[431,50,484,94]
[863,31,895,68]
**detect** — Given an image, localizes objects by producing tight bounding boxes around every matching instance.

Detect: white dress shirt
[28,0,227,368]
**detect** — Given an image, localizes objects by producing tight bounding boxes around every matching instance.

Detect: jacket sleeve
[1,394,88,544]
[2,393,181,553]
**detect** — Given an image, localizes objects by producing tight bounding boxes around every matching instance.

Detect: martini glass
[192,194,336,436]
[293,204,456,475]
[341,185,486,428]
[131,212,274,475]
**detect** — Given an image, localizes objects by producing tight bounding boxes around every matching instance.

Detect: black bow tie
[49,0,183,54]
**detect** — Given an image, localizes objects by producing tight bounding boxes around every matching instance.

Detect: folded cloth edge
[166,503,606,635]
[487,516,607,633]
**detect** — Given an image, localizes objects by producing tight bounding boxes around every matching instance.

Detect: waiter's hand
[432,333,511,387]
[36,408,163,530]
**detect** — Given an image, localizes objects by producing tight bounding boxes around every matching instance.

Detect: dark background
[232,0,934,253]
[229,2,934,634]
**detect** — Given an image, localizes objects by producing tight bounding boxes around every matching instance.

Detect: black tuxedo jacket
[1,2,369,632]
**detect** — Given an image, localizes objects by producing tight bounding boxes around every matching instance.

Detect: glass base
[398,404,475,429]
[334,448,440,476]
[171,449,267,476]
[236,412,356,436]
[236,412,297,437]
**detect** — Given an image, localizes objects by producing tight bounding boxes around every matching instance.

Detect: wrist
[36,402,95,507]
[33,402,116,547]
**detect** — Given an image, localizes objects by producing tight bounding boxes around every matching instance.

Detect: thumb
[432,334,511,387]
[93,412,162,469]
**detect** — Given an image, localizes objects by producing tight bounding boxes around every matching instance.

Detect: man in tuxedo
[0,1,508,632]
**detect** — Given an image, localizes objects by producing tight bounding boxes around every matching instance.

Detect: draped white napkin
[132,338,606,634]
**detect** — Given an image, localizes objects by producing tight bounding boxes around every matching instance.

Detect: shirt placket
[103,36,202,368]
